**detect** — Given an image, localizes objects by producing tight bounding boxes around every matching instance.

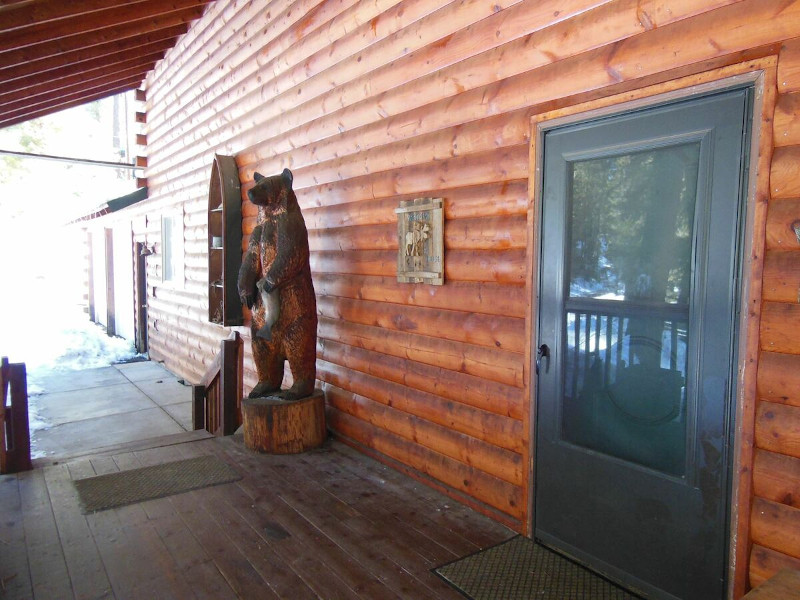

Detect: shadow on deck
[0,433,513,599]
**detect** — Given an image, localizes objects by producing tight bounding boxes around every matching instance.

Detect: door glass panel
[568,143,700,304]
[561,142,701,477]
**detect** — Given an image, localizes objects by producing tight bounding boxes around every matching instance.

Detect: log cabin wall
[134,0,800,591]
[750,37,800,587]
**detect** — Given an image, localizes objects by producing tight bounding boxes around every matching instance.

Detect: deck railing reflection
[561,306,688,476]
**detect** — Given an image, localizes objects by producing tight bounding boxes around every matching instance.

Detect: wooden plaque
[395,197,444,285]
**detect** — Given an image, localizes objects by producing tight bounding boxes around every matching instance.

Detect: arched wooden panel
[207,154,242,326]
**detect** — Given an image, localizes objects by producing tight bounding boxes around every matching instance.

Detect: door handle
[536,344,550,375]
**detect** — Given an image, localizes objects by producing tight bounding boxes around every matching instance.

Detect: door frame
[134,241,149,354]
[524,59,776,599]
[104,227,116,337]
[87,229,95,322]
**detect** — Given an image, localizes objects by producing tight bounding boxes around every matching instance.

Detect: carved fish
[255,277,280,341]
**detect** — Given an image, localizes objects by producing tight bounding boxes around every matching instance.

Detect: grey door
[535,89,750,600]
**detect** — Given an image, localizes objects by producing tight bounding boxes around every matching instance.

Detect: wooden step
[744,568,800,599]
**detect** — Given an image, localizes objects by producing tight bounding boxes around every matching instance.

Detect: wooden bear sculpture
[237,168,317,400]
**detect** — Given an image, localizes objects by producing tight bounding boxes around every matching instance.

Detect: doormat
[434,535,641,600]
[73,454,241,513]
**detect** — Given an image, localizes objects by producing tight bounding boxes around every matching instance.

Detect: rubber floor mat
[73,454,241,513]
[434,535,641,599]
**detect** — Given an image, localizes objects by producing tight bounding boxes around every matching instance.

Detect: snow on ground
[1,212,138,457]
[1,224,138,379]
[1,97,141,459]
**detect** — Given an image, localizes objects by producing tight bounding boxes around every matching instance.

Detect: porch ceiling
[0,0,214,130]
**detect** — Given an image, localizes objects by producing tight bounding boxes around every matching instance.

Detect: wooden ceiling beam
[0,0,204,128]
[0,52,163,101]
[0,25,185,83]
[0,80,141,129]
[0,0,163,33]
[0,0,212,52]
[0,65,152,113]
[0,5,206,67]
[0,73,145,120]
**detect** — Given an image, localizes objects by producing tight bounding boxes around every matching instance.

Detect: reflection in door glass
[561,143,701,477]
[562,311,688,476]
[568,143,699,304]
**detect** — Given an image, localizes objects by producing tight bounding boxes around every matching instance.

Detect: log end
[242,389,326,454]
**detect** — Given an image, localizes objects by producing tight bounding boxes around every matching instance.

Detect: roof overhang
[0,0,214,129]
[71,185,148,223]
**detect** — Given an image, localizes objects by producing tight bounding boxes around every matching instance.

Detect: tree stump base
[241,389,326,454]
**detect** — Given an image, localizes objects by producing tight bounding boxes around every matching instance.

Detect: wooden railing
[1,357,32,473]
[192,332,242,436]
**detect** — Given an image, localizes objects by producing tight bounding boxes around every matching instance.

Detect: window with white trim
[161,210,184,286]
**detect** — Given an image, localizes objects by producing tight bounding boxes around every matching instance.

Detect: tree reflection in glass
[561,142,701,477]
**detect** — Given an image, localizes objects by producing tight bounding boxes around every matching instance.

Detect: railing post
[191,384,206,431]
[10,361,31,472]
[1,357,8,474]
[192,331,241,436]
[219,332,240,436]
[1,357,32,474]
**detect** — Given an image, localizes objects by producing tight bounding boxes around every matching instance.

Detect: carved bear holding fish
[237,168,317,400]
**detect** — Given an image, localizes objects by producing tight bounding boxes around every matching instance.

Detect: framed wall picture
[395,197,443,285]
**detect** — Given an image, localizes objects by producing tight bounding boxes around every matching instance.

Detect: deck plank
[208,436,498,599]
[177,442,362,599]
[296,446,500,562]
[167,479,280,599]
[209,475,360,600]
[75,453,199,600]
[288,449,482,596]
[204,438,411,599]
[162,432,321,598]
[13,433,516,599]
[202,482,325,599]
[118,446,241,600]
[332,440,512,548]
[42,463,113,600]
[114,445,241,600]
[18,468,72,599]
[135,484,240,600]
[221,445,452,599]
[0,474,32,600]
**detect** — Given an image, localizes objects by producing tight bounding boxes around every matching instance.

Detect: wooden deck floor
[0,434,513,599]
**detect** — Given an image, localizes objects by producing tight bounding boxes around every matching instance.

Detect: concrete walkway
[28,360,193,462]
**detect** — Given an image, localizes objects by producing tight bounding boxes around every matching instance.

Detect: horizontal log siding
[139,0,800,554]
[750,36,800,589]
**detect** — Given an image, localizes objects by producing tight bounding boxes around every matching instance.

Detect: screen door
[535,88,750,600]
